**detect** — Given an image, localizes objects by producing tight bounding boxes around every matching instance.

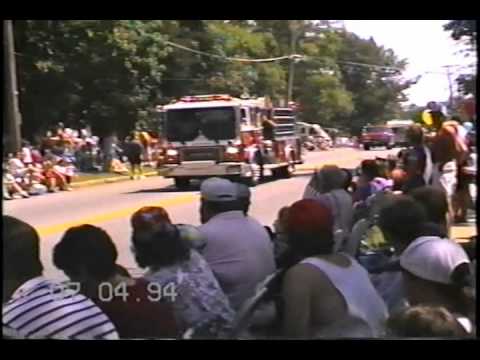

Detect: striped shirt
[3,277,119,340]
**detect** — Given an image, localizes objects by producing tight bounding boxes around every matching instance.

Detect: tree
[15,20,173,141]
[204,21,287,100]
[444,20,476,97]
[336,33,409,134]
[294,30,353,128]
[443,20,476,49]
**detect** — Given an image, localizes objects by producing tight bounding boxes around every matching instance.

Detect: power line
[165,39,407,71]
[164,40,294,63]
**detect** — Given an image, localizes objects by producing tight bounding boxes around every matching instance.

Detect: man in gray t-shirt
[198,178,276,310]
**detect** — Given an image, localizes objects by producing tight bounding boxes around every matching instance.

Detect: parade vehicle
[386,119,414,147]
[157,94,302,189]
[359,125,395,150]
[297,121,332,150]
[270,107,303,164]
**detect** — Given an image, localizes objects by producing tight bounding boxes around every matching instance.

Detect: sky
[343,20,476,106]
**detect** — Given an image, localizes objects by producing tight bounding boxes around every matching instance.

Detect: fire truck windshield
[166,107,236,142]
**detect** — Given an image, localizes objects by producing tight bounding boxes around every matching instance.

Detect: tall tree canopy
[13,20,411,140]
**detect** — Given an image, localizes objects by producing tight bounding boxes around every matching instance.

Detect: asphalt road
[1,146,413,280]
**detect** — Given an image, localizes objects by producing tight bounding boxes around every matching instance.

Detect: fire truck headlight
[166,149,178,156]
[226,147,239,155]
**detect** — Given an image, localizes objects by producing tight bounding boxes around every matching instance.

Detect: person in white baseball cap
[400,236,475,334]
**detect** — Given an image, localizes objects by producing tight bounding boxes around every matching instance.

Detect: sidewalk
[71,169,161,188]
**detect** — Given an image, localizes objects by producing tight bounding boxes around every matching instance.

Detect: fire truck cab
[159,94,300,189]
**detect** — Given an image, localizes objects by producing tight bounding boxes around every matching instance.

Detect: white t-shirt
[199,211,276,310]
[301,255,389,338]
[8,158,26,177]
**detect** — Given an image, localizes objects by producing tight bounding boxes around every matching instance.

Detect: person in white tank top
[282,199,388,338]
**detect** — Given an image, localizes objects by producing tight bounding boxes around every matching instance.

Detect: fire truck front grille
[180,147,222,162]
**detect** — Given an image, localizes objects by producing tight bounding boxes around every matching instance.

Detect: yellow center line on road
[36,193,200,238]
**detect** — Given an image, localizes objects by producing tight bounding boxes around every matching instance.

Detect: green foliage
[336,32,409,134]
[13,20,410,140]
[444,20,476,97]
[15,20,171,138]
[444,20,476,47]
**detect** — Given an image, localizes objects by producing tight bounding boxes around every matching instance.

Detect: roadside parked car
[359,126,394,150]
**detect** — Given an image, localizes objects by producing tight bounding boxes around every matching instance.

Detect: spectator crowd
[3,122,167,200]
[2,120,476,339]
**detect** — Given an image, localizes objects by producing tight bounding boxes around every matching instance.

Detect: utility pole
[443,65,455,112]
[286,21,301,106]
[4,20,22,154]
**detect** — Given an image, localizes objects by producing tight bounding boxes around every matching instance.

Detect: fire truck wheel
[278,165,293,179]
[174,178,190,189]
[241,171,259,187]
[242,175,258,187]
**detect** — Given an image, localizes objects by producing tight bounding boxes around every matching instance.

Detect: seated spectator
[131,206,235,338]
[352,160,391,205]
[24,165,48,196]
[273,206,291,266]
[367,196,429,313]
[43,160,70,192]
[21,140,33,166]
[3,216,119,340]
[387,306,470,338]
[31,147,44,165]
[54,158,75,190]
[378,196,428,256]
[282,199,388,338]
[53,224,179,339]
[303,165,354,252]
[3,165,29,200]
[8,151,28,179]
[410,186,450,238]
[198,178,276,310]
[399,236,474,335]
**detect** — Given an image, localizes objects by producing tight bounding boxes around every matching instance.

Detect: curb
[71,171,160,189]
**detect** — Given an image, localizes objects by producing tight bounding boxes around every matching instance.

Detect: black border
[1,12,479,358]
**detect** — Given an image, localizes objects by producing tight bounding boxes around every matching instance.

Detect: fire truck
[157,94,302,189]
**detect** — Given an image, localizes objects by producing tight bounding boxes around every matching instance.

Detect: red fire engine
[156,94,302,189]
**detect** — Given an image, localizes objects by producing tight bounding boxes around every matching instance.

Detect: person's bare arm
[282,265,311,338]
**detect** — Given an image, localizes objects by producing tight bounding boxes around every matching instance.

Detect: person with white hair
[198,177,276,310]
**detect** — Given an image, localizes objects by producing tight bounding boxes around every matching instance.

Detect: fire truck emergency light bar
[180,94,233,102]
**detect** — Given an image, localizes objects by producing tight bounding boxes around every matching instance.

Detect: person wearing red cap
[282,199,388,338]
